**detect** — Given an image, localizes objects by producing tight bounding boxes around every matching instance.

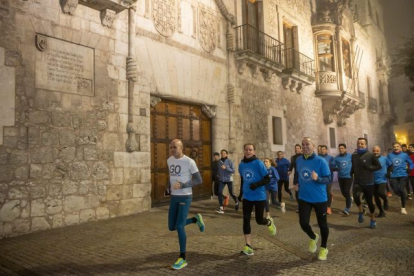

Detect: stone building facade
[0,0,393,238]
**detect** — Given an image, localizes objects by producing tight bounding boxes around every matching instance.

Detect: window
[329,127,336,149]
[283,23,299,69]
[317,34,334,71]
[342,39,351,78]
[272,116,283,145]
[367,76,372,97]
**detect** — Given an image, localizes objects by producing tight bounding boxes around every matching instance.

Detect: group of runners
[165,138,414,270]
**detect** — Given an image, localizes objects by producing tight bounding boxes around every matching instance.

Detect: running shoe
[241,245,254,256]
[327,207,332,215]
[401,208,408,215]
[215,207,224,214]
[309,233,319,253]
[281,202,286,213]
[223,196,229,206]
[172,258,187,270]
[318,247,329,261]
[290,193,294,201]
[370,220,377,229]
[268,217,277,236]
[387,192,392,197]
[235,202,239,211]
[195,213,205,232]
[358,212,364,223]
[407,194,412,200]
[376,212,385,218]
[342,208,350,216]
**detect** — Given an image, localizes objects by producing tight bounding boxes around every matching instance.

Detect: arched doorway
[150,99,212,205]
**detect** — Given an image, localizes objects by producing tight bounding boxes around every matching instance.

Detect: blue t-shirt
[275,157,290,180]
[332,153,352,179]
[296,154,331,203]
[374,156,392,184]
[265,166,279,191]
[239,159,269,201]
[388,152,414,178]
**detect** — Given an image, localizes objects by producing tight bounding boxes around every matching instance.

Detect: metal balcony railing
[235,24,285,66]
[368,96,378,113]
[284,48,315,78]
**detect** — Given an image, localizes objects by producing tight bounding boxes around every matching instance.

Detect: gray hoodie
[218,158,235,182]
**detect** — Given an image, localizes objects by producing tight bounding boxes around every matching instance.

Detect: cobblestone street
[1,184,414,276]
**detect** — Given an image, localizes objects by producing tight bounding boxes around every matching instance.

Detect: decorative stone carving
[227,84,235,103]
[152,0,176,37]
[100,9,116,28]
[126,56,138,82]
[150,96,162,107]
[201,105,216,119]
[61,0,78,15]
[191,5,197,38]
[261,69,273,82]
[144,0,150,18]
[214,0,235,25]
[35,34,47,52]
[198,6,216,53]
[248,63,259,78]
[237,61,246,74]
[177,0,182,33]
[226,31,234,51]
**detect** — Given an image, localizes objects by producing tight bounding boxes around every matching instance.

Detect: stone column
[125,5,138,152]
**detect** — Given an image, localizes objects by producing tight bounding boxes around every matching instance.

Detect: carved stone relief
[150,96,162,107]
[198,5,216,53]
[202,105,216,119]
[152,0,176,37]
[61,0,78,15]
[100,9,116,28]
[319,73,336,84]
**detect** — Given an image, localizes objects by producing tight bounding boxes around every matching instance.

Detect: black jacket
[289,153,302,185]
[351,151,382,185]
[212,160,219,181]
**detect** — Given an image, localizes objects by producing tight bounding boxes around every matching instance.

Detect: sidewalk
[0,188,414,276]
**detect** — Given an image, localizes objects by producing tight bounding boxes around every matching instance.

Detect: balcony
[235,24,285,81]
[281,48,315,93]
[358,91,366,108]
[368,97,378,113]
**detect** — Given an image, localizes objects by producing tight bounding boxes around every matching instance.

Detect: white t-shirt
[168,155,199,196]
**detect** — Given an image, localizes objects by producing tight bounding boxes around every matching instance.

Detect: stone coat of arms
[198,6,216,53]
[152,0,176,37]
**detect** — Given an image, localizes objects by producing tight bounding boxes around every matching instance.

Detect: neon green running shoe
[309,233,319,253]
[268,217,277,236]
[195,213,205,232]
[172,258,187,270]
[240,245,254,256]
[318,247,329,261]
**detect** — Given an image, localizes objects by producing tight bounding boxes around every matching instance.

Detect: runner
[401,144,412,200]
[289,144,303,213]
[212,152,220,198]
[319,145,334,215]
[351,138,381,229]
[275,151,293,203]
[408,144,414,200]
[372,145,392,218]
[216,149,238,214]
[166,139,205,270]
[388,142,414,214]
[332,144,353,216]
[263,158,285,217]
[239,144,277,256]
[296,137,331,261]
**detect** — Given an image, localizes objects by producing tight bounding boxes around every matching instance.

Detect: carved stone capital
[202,105,216,119]
[296,82,303,94]
[237,61,246,74]
[150,96,162,107]
[61,0,78,15]
[126,56,138,82]
[101,9,116,28]
[248,63,259,78]
[261,69,273,82]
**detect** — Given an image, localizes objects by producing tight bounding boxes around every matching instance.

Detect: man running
[319,145,334,215]
[166,139,205,270]
[388,142,414,214]
[296,137,331,261]
[239,143,277,256]
[408,144,414,200]
[351,138,381,229]
[275,151,293,203]
[212,152,220,198]
[289,144,303,212]
[332,144,353,216]
[372,145,392,218]
[216,149,238,214]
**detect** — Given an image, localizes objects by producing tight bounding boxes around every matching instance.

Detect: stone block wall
[0,0,151,239]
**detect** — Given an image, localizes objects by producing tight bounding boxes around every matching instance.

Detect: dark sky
[382,0,414,51]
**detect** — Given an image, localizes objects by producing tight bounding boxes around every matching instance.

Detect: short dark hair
[295,144,302,149]
[357,137,368,144]
[393,142,401,147]
[338,143,346,148]
[402,144,407,148]
[221,149,228,154]
[277,151,283,154]
[320,145,328,150]
[244,143,256,150]
[213,152,220,156]
[409,144,414,148]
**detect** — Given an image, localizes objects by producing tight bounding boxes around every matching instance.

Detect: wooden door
[150,99,212,205]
